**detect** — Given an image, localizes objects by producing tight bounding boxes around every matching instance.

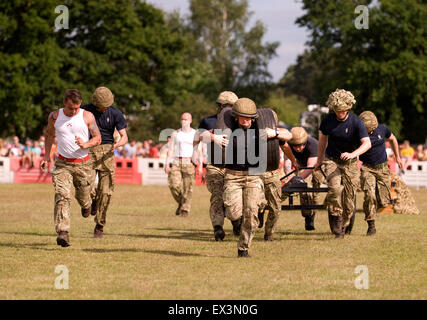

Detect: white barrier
[398,161,427,189]
[138,158,170,185]
[0,157,14,183]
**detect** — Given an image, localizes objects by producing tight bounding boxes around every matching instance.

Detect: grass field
[0,183,426,300]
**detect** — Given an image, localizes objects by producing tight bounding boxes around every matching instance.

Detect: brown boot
[94,224,103,238]
[332,216,344,239]
[366,220,376,236]
[81,206,91,218]
[175,205,182,216]
[56,231,70,247]
[264,234,274,241]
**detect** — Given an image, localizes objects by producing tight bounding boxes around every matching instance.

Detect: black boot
[56,231,70,247]
[213,225,225,241]
[237,249,250,258]
[305,214,315,231]
[231,217,242,236]
[258,209,265,228]
[331,216,344,239]
[366,220,376,236]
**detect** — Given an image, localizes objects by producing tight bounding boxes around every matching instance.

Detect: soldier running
[41,89,101,247]
[82,87,128,238]
[315,89,371,239]
[358,111,402,235]
[165,112,197,217]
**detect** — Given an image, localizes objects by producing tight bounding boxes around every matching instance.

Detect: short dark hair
[64,89,82,104]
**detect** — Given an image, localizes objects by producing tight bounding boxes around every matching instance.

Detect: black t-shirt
[359,124,391,165]
[319,112,368,159]
[225,120,260,171]
[82,104,127,144]
[198,114,219,166]
[289,136,318,167]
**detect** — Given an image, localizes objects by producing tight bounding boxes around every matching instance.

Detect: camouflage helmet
[216,91,238,106]
[232,98,258,118]
[359,111,378,133]
[326,89,356,112]
[92,87,114,108]
[290,127,308,145]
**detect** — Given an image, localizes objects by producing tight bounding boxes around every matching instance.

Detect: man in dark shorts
[82,87,128,238]
[315,89,371,239]
[358,111,402,235]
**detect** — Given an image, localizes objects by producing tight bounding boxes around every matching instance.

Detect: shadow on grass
[82,248,221,258]
[0,242,56,251]
[109,228,216,242]
[0,231,52,237]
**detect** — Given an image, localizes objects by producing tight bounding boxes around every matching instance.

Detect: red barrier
[195,165,206,186]
[12,157,52,184]
[115,158,142,185]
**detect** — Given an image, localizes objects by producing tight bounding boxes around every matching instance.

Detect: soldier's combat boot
[237,249,250,258]
[90,199,97,216]
[366,220,376,236]
[331,216,344,239]
[175,205,182,216]
[214,225,225,241]
[56,231,70,247]
[264,234,274,241]
[81,206,91,218]
[94,224,103,239]
[231,217,242,236]
[305,214,315,231]
[258,209,265,228]
[180,210,188,217]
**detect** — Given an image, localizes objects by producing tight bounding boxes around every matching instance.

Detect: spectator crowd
[1,135,426,172]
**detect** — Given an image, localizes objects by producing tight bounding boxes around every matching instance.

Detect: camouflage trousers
[323,157,359,228]
[360,162,391,221]
[168,159,195,214]
[300,169,325,218]
[223,170,264,251]
[261,169,282,237]
[390,172,420,215]
[89,144,115,227]
[52,158,92,233]
[205,164,226,227]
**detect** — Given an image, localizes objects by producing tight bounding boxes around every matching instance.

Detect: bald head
[180,112,192,131]
[181,112,192,122]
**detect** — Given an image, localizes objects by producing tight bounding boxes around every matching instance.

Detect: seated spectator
[114,146,124,158]
[9,136,24,158]
[135,142,145,158]
[38,136,46,158]
[142,140,150,157]
[0,139,9,156]
[158,138,170,159]
[22,139,34,168]
[32,140,42,167]
[400,140,415,171]
[123,140,137,158]
[148,142,159,158]
[416,144,424,161]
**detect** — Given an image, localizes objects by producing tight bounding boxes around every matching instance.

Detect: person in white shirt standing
[165,112,197,217]
[41,89,101,247]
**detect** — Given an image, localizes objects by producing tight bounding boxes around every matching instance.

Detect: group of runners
[42,87,402,258]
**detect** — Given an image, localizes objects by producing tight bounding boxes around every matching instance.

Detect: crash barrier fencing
[397,161,427,189]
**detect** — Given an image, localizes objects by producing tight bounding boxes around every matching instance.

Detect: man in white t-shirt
[41,89,101,247]
[165,112,197,217]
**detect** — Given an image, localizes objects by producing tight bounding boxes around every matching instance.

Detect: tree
[188,0,279,102]
[283,0,427,141]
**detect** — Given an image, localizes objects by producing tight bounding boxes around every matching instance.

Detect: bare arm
[114,128,128,149]
[165,131,176,173]
[280,142,299,170]
[76,111,101,149]
[315,132,328,169]
[266,128,292,141]
[388,133,403,169]
[299,157,318,179]
[340,137,371,161]
[40,111,58,170]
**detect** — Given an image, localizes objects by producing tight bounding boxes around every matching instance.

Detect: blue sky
[146,0,309,82]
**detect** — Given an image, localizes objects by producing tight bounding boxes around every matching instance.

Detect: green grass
[0,184,426,300]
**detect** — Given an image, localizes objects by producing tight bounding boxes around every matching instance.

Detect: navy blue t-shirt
[359,124,391,165]
[82,104,127,144]
[290,137,318,167]
[198,114,217,131]
[319,112,368,159]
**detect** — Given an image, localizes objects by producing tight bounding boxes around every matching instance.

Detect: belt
[363,162,388,170]
[177,157,192,159]
[225,169,249,176]
[58,154,90,163]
